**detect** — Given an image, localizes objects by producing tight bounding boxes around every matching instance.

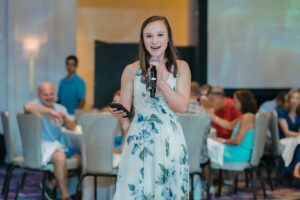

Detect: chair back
[78,113,118,174]
[250,112,271,166]
[269,111,281,157]
[17,113,43,168]
[1,112,15,163]
[179,113,211,173]
[75,108,99,119]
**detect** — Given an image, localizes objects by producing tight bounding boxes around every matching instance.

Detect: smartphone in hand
[108,103,132,118]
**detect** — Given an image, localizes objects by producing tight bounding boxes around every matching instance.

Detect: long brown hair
[138,16,178,77]
[284,88,300,115]
[234,90,257,114]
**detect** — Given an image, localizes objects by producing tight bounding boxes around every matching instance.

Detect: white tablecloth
[207,138,225,166]
[280,137,300,167]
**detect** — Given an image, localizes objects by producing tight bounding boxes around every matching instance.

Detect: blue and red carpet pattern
[0,165,299,199]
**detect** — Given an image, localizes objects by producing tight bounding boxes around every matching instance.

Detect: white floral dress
[114,68,189,200]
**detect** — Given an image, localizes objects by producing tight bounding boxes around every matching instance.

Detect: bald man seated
[24,82,80,200]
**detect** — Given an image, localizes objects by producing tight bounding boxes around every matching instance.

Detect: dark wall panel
[94,41,138,109]
[94,41,195,109]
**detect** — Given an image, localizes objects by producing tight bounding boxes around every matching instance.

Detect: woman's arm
[120,65,136,111]
[278,118,299,137]
[159,60,191,113]
[218,114,254,145]
[110,63,136,124]
[209,111,240,130]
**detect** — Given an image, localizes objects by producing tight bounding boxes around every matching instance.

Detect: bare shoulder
[122,61,140,79]
[241,113,255,122]
[176,59,189,69]
[176,59,190,76]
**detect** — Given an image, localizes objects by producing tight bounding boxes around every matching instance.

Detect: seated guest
[209,86,241,139]
[58,55,86,115]
[198,84,211,107]
[259,91,286,154]
[102,90,129,153]
[187,82,208,199]
[259,91,286,112]
[24,82,80,200]
[187,81,206,114]
[277,89,300,175]
[101,90,130,167]
[208,90,257,163]
[101,90,121,113]
[200,84,211,97]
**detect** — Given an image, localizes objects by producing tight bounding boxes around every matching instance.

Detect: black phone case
[108,103,132,118]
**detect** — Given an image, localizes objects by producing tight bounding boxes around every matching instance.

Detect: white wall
[0,0,7,117]
[0,0,76,155]
[208,0,300,88]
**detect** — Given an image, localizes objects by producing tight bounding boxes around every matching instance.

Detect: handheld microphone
[146,57,158,98]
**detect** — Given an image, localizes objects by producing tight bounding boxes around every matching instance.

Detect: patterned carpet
[0,166,42,200]
[0,165,300,200]
[213,186,300,200]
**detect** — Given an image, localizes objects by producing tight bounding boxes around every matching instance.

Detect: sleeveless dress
[223,122,255,162]
[114,68,189,200]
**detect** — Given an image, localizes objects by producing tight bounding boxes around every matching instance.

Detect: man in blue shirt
[58,55,86,115]
[259,91,286,112]
[24,82,80,200]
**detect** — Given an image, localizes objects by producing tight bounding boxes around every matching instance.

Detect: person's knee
[71,153,81,165]
[52,151,66,165]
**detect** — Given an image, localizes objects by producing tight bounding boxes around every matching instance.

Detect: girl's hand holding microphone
[149,57,164,89]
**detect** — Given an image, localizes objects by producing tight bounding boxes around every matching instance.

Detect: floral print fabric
[114,68,189,200]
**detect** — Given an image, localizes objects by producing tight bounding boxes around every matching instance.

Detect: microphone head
[149,57,159,63]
